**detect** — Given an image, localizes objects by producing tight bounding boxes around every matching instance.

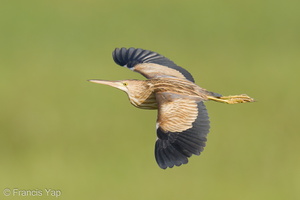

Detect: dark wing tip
[155,137,189,169]
[112,47,195,82]
[113,47,158,68]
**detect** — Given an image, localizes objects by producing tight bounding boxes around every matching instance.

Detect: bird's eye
[123,82,128,86]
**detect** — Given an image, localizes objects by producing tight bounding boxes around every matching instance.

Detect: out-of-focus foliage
[1,0,299,199]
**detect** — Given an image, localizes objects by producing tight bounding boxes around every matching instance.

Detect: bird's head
[88,79,145,95]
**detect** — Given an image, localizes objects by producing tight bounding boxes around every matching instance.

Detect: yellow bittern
[89,47,254,169]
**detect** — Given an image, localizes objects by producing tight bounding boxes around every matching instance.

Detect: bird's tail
[208,94,255,104]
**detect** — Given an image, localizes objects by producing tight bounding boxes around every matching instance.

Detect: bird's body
[89,47,254,169]
[122,78,213,109]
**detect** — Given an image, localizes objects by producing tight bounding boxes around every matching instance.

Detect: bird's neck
[128,83,158,110]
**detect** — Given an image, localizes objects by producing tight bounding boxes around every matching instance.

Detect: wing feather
[112,47,195,82]
[155,92,210,169]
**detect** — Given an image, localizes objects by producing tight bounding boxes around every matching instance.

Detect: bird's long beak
[88,79,127,92]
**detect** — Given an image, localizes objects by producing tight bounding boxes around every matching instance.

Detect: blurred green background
[1,0,299,199]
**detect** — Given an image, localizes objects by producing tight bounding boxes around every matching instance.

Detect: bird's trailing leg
[208,94,255,104]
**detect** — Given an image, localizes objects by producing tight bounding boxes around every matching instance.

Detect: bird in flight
[89,47,254,169]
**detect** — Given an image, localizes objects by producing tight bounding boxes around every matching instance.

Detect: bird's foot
[208,94,255,104]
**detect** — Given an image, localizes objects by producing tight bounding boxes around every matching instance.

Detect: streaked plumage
[89,47,254,169]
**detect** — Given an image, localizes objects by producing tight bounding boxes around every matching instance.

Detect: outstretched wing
[112,47,195,82]
[155,92,210,169]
